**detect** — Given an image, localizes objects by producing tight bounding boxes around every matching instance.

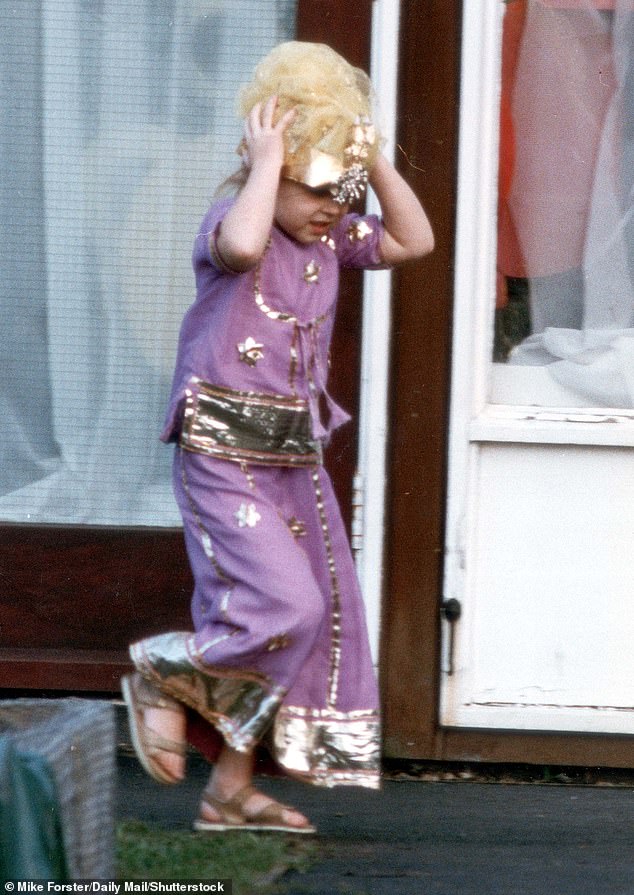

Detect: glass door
[440,0,634,735]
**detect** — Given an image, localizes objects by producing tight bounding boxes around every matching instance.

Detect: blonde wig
[237,41,380,203]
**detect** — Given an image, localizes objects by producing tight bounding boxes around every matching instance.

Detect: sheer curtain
[495,0,634,408]
[0,0,296,525]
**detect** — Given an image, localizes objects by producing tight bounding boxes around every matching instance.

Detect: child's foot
[122,673,187,784]
[195,782,315,833]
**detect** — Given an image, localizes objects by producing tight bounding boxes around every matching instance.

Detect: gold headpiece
[238,42,380,204]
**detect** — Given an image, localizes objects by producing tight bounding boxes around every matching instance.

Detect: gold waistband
[180,380,322,467]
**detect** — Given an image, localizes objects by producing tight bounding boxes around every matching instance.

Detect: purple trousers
[132,447,380,788]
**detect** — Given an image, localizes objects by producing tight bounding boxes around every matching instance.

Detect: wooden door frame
[380,0,633,768]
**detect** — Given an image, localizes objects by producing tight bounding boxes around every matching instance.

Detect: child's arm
[369,154,435,265]
[216,98,294,272]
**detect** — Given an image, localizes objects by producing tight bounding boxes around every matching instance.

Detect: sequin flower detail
[235,502,261,528]
[237,337,264,367]
[303,261,320,284]
[347,220,373,242]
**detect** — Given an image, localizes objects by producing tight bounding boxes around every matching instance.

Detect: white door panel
[442,443,634,734]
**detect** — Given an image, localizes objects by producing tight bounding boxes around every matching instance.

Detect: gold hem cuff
[130,632,285,753]
[271,705,381,789]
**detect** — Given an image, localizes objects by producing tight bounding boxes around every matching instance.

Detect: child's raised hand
[242,96,295,172]
[219,97,296,269]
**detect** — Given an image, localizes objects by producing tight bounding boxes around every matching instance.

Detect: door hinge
[351,470,364,558]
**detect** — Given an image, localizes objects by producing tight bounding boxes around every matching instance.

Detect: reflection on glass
[494,0,634,409]
[0,1,297,524]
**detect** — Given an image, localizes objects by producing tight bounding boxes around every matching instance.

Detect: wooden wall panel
[0,526,192,691]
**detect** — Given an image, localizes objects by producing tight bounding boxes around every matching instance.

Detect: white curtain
[0,0,296,524]
[496,0,634,408]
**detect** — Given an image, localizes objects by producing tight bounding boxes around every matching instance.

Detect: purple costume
[130,198,385,788]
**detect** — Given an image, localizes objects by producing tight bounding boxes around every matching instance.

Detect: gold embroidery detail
[288,325,299,394]
[265,634,291,653]
[253,247,328,325]
[180,451,235,621]
[311,469,342,709]
[287,517,307,538]
[251,248,328,395]
[254,249,297,323]
[240,461,256,491]
[237,336,264,367]
[209,231,241,274]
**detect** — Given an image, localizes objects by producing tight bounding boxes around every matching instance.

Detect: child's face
[274,180,350,244]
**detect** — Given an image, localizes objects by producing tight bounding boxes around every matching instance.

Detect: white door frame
[355,0,401,665]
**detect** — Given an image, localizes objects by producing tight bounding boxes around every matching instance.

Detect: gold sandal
[121,672,186,785]
[193,785,316,834]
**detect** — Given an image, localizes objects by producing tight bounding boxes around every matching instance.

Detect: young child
[122,41,433,834]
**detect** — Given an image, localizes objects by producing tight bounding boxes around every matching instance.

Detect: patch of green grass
[116,820,316,894]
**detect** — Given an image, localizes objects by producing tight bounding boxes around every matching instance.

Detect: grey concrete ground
[117,753,634,895]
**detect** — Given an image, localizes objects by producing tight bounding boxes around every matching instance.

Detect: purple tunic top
[161,197,386,444]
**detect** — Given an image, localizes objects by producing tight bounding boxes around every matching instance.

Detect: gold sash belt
[180,380,323,467]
